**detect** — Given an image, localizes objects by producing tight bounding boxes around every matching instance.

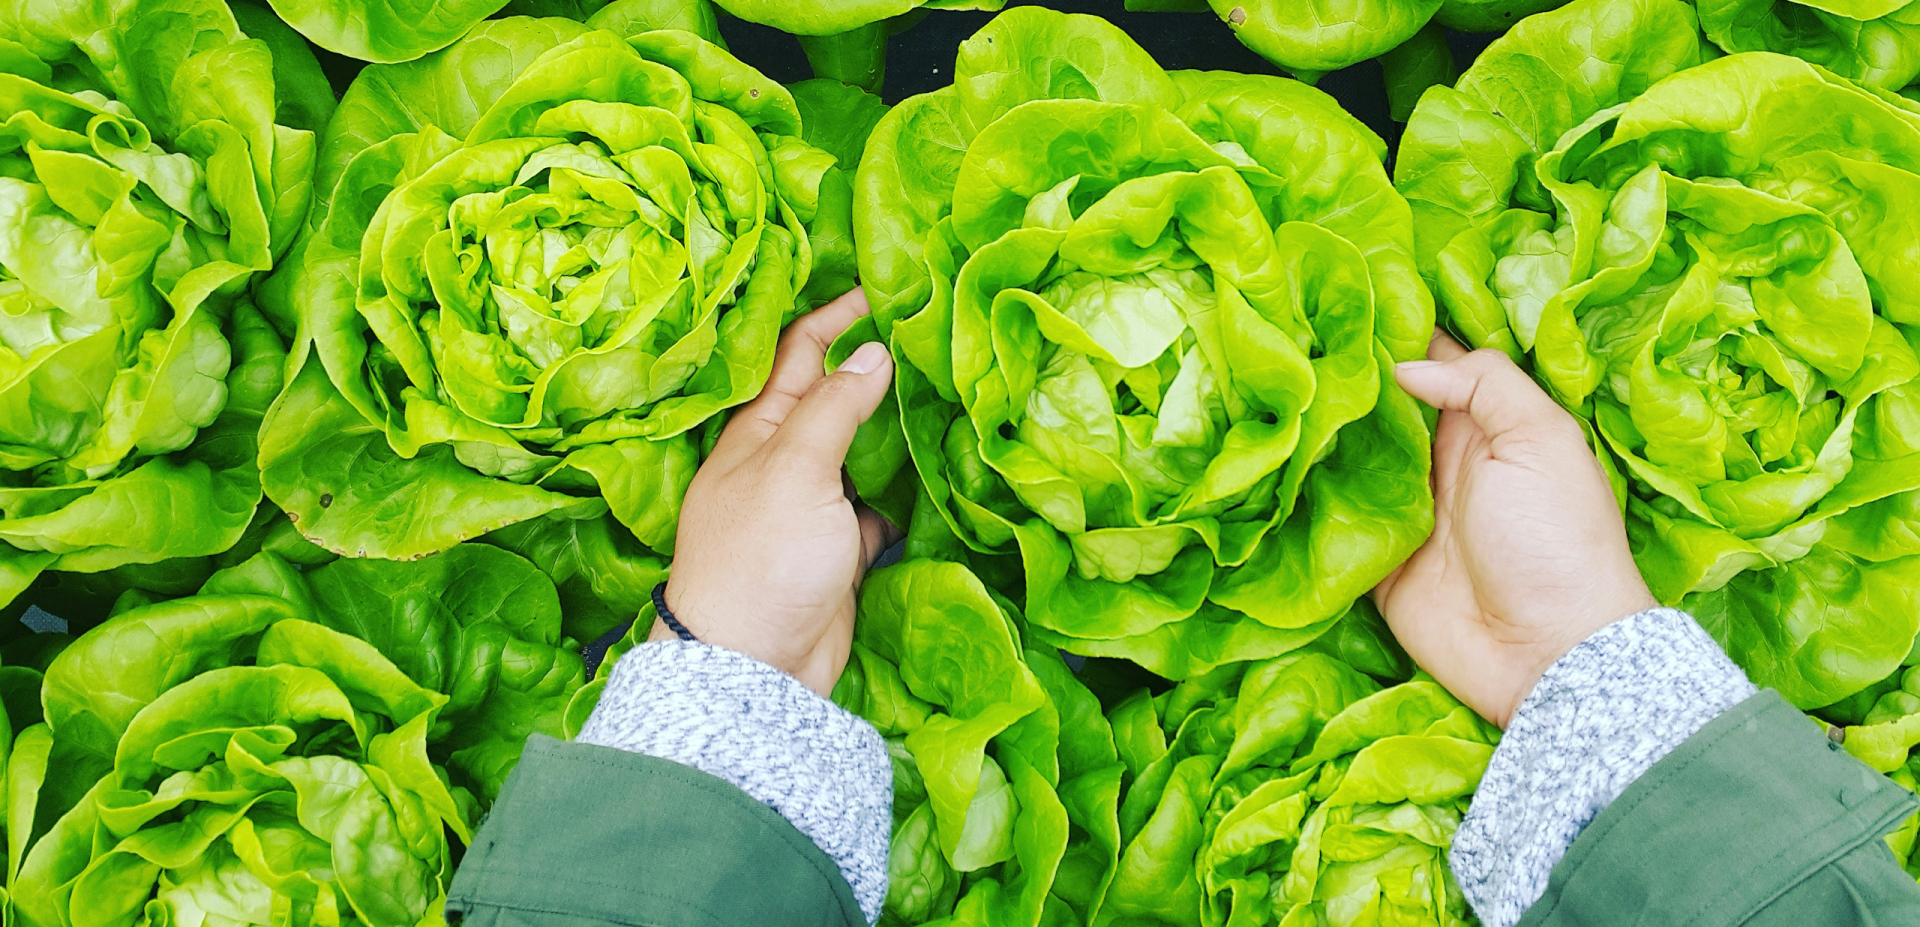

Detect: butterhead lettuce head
[852,7,1436,679]
[1122,0,1563,87]
[832,559,1125,927]
[14,544,583,927]
[0,0,328,608]
[1695,0,1920,90]
[1101,655,1494,926]
[258,6,856,572]
[1399,0,1920,708]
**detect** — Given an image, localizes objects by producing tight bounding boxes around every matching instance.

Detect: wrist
[646,581,701,643]
[653,577,722,646]
[652,578,844,696]
[650,577,711,647]
[1494,587,1660,728]
[1497,641,1587,729]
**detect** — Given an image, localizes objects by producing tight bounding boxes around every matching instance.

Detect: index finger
[709,289,871,463]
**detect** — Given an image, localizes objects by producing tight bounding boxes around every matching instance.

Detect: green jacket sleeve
[446,735,867,927]
[1520,691,1920,926]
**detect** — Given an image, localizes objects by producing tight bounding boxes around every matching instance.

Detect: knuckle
[807,372,858,402]
[1464,348,1517,374]
[776,326,816,355]
[831,287,870,312]
[794,311,846,346]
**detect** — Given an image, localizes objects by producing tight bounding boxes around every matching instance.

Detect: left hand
[653,289,901,696]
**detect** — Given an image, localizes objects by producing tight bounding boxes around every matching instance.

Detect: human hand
[1374,332,1657,728]
[655,290,901,696]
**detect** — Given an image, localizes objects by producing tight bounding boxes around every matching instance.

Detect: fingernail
[837,341,889,375]
[1396,361,1442,373]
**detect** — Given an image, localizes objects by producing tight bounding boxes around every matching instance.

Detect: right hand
[1374,332,1658,728]
[656,290,901,697]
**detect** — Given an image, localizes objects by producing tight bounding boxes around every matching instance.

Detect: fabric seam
[1524,696,1910,926]
[1715,788,1914,924]
[448,890,731,927]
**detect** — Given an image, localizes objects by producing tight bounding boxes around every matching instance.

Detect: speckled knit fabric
[1450,607,1758,927]
[576,640,892,924]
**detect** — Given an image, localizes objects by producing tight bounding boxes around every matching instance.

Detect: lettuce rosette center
[941,135,1377,536]
[369,102,813,449]
[854,9,1435,678]
[261,17,852,569]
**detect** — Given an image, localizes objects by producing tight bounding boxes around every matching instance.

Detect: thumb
[766,341,893,473]
[1394,349,1572,445]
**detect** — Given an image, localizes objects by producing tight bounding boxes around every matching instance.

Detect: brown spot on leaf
[749,87,760,98]
[1228,6,1247,24]
[319,493,333,508]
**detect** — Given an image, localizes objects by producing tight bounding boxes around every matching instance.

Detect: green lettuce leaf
[1399,0,1920,707]
[833,559,1124,927]
[257,12,856,592]
[1838,665,1920,772]
[15,543,582,927]
[1830,665,1920,873]
[299,544,586,800]
[710,0,1002,35]
[1381,22,1456,123]
[853,7,1434,677]
[710,2,1007,93]
[1696,0,1920,90]
[258,0,650,63]
[0,0,328,610]
[264,0,507,62]
[0,627,64,909]
[1122,0,1560,85]
[1102,654,1495,926]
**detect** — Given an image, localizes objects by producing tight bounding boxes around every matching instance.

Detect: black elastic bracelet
[652,582,698,642]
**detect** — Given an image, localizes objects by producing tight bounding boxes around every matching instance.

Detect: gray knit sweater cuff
[1450,607,1757,927]
[576,641,892,923]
